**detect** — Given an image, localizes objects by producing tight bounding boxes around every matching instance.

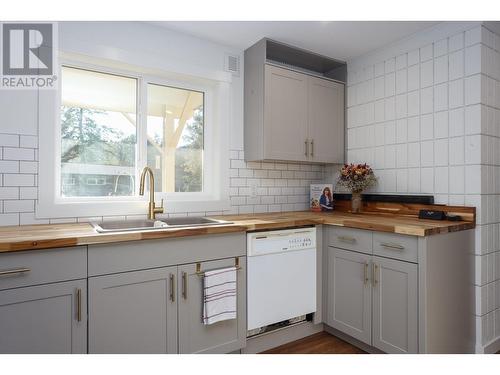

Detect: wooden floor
[262,332,366,354]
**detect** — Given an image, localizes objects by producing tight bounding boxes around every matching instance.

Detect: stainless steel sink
[162,217,228,227]
[91,219,167,233]
[91,217,232,233]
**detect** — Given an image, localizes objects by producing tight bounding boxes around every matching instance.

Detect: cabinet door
[178,257,246,354]
[0,279,87,353]
[88,267,177,354]
[308,76,344,163]
[326,247,372,345]
[372,256,418,354]
[264,64,309,162]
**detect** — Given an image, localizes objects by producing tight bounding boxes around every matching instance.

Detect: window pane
[147,84,204,193]
[60,67,137,197]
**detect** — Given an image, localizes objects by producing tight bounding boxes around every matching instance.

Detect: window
[39,59,230,218]
[147,84,204,193]
[60,66,137,197]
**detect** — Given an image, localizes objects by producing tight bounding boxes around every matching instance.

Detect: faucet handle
[154,199,164,214]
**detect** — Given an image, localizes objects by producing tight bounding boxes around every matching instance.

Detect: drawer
[0,247,87,290]
[328,227,372,254]
[373,233,418,263]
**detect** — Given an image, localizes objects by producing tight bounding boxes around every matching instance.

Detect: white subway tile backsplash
[420,60,434,87]
[0,134,19,147]
[449,32,465,52]
[434,139,449,166]
[465,44,482,76]
[3,148,35,161]
[407,64,420,92]
[449,137,465,165]
[421,167,434,193]
[420,44,434,62]
[385,72,396,96]
[434,83,449,112]
[465,74,482,105]
[420,87,434,114]
[420,114,434,140]
[434,55,449,83]
[434,111,449,139]
[449,79,464,108]
[449,49,464,80]
[407,117,420,142]
[3,174,35,187]
[421,141,434,167]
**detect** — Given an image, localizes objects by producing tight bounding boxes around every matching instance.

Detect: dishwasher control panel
[247,227,316,257]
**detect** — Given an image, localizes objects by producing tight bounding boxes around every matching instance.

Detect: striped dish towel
[202,266,237,325]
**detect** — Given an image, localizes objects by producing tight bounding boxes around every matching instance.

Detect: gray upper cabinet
[0,279,87,354]
[372,256,418,354]
[88,266,178,354]
[244,38,345,164]
[326,247,372,345]
[263,65,309,162]
[308,75,344,163]
[178,257,246,354]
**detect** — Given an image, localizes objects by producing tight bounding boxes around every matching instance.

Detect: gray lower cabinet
[88,266,177,354]
[178,258,247,354]
[325,231,419,353]
[326,247,372,345]
[372,256,418,354]
[0,279,87,354]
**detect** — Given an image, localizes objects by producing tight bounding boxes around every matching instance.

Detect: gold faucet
[139,166,164,220]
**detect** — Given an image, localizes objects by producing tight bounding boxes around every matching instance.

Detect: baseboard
[478,337,500,354]
[241,321,323,354]
[323,325,383,354]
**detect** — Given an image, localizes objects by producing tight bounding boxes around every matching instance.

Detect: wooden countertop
[0,208,475,253]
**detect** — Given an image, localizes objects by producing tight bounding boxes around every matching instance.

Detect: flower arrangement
[337,163,377,193]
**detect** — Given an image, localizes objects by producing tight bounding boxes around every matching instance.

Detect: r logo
[2,23,53,75]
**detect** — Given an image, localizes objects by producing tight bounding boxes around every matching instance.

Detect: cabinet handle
[182,272,187,300]
[305,140,309,157]
[380,242,405,250]
[76,288,82,322]
[337,235,356,243]
[0,267,31,277]
[372,263,378,286]
[364,262,369,285]
[169,274,175,302]
[310,139,314,157]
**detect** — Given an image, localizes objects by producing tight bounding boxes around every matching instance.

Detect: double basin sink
[92,217,232,233]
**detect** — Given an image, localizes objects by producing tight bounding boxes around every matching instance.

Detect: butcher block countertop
[0,203,475,253]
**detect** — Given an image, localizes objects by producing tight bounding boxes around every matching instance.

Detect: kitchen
[0,2,499,373]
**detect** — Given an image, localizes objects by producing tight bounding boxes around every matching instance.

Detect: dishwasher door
[247,247,316,331]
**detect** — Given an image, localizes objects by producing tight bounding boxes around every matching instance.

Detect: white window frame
[38,57,230,218]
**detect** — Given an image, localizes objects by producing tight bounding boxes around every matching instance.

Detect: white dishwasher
[247,227,317,335]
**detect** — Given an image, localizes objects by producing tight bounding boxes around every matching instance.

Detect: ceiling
[151,21,440,62]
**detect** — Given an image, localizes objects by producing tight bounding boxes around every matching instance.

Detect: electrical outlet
[250,182,258,198]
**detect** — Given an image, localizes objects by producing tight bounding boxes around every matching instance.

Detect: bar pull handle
[380,242,405,250]
[76,288,82,322]
[182,272,187,300]
[338,235,356,243]
[169,273,175,302]
[0,267,31,277]
[364,262,369,285]
[372,263,378,286]
[305,139,309,157]
[310,139,314,157]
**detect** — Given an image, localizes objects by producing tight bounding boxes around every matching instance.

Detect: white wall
[0,21,325,226]
[345,21,500,353]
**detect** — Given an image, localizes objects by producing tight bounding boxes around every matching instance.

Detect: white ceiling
[151,21,440,61]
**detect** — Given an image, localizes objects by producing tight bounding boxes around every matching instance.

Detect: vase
[351,192,362,213]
